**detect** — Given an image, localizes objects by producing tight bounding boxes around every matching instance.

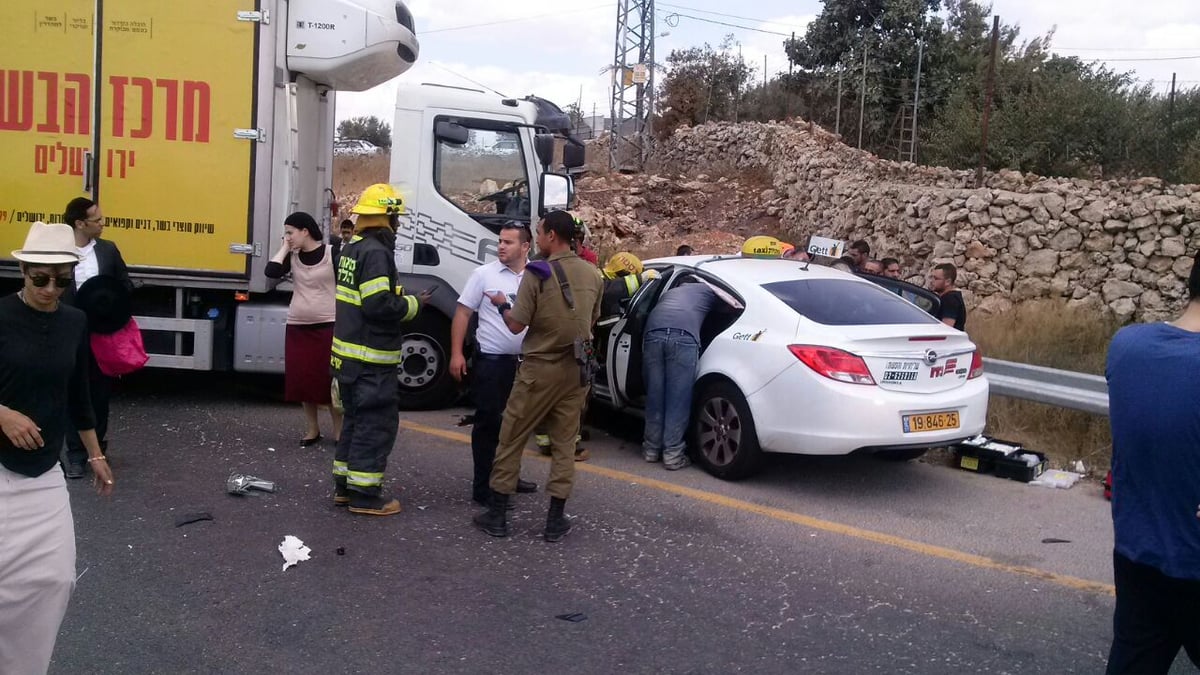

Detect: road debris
[279,535,311,571]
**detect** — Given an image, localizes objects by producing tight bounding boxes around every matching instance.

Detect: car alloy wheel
[698,396,743,467]
[691,380,764,480]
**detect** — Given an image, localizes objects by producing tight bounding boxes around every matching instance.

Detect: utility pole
[734,42,742,123]
[857,40,868,149]
[787,30,796,118]
[835,66,843,136]
[609,0,655,172]
[911,39,924,162]
[976,15,999,188]
[1169,72,1177,127]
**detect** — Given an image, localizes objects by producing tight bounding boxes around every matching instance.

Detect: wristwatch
[497,302,512,315]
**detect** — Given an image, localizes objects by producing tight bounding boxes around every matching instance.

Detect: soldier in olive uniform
[472,210,603,542]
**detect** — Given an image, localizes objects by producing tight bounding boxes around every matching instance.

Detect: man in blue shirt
[1105,251,1200,674]
[642,275,740,470]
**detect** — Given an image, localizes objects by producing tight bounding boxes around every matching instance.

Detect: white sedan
[592,256,989,480]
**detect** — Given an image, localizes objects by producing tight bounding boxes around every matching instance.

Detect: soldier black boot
[543,497,572,543]
[473,492,510,537]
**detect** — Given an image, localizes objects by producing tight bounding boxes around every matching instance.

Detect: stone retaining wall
[655,121,1200,320]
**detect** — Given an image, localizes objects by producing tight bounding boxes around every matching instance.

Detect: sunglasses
[27,273,74,289]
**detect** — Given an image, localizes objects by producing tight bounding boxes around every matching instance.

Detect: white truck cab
[384,82,584,407]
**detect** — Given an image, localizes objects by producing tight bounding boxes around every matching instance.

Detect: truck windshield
[435,126,529,224]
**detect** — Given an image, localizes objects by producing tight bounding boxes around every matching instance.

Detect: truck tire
[690,379,764,481]
[397,312,459,410]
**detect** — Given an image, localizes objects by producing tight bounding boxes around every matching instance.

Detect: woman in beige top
[266,212,341,445]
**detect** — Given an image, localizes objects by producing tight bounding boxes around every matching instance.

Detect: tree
[337,116,391,149]
[657,35,755,136]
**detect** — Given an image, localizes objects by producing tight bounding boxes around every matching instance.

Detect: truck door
[0,1,95,252]
[96,0,259,276]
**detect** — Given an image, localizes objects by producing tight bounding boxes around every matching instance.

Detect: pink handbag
[90,318,149,377]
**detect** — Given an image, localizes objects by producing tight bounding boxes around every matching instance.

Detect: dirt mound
[574,168,791,261]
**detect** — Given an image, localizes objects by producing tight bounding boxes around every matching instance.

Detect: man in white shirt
[450,223,538,506]
[62,197,131,479]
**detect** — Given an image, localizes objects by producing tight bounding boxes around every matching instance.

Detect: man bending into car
[641,276,739,470]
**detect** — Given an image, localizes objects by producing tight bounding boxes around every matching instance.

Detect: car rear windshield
[762,279,941,326]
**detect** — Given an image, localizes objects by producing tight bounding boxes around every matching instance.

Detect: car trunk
[826,325,977,394]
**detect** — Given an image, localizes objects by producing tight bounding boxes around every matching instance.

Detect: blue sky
[338,0,1200,125]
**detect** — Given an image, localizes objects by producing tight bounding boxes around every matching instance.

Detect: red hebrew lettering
[67,146,85,176]
[0,70,35,131]
[131,77,153,138]
[156,78,179,140]
[36,72,59,133]
[34,144,50,173]
[109,75,129,137]
[182,80,210,142]
[63,73,90,135]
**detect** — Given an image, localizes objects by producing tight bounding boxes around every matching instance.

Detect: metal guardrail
[982,358,1109,416]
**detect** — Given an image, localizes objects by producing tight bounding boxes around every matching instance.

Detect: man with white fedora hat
[0,221,115,674]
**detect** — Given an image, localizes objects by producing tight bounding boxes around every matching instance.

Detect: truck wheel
[397,312,459,410]
[690,380,764,480]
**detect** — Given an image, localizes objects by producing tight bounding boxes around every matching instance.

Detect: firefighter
[600,252,643,317]
[330,183,430,516]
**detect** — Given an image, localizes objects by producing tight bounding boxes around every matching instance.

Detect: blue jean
[642,328,699,465]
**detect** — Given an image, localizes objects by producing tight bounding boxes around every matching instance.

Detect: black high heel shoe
[300,434,323,447]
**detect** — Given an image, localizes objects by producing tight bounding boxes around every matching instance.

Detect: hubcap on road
[698,397,741,467]
[400,335,442,389]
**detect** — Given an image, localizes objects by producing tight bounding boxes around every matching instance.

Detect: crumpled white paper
[278,535,312,571]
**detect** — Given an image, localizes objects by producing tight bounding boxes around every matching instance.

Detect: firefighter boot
[334,476,349,506]
[473,492,510,537]
[348,492,401,516]
[543,497,572,543]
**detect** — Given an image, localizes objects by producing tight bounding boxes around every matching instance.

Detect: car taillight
[968,350,984,379]
[788,345,876,385]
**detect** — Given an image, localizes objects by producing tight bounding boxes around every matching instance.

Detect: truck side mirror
[539,173,573,215]
[435,121,469,145]
[534,133,555,168]
[562,143,585,169]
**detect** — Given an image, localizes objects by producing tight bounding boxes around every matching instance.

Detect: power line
[657,2,809,31]
[423,3,613,34]
[1081,54,1200,62]
[1053,46,1200,52]
[658,10,792,37]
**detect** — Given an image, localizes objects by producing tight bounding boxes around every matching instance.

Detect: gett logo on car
[930,358,958,378]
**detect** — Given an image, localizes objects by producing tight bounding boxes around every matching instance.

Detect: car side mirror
[534,133,555,168]
[539,173,573,214]
[435,120,469,145]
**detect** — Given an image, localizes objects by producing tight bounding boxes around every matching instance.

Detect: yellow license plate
[902,411,960,433]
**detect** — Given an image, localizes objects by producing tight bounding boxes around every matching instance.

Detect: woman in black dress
[0,222,114,674]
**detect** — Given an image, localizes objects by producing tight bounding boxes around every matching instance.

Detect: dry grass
[333,153,389,199]
[970,299,1121,474]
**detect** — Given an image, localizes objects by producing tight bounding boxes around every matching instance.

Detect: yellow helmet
[351,183,405,215]
[604,252,643,277]
[742,235,783,258]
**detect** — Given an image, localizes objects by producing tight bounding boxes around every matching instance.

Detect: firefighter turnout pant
[333,366,399,497]
[490,356,589,500]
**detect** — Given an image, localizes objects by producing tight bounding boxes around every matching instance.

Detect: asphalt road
[47,372,1193,674]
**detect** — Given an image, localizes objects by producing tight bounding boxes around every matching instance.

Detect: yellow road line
[400,420,1115,596]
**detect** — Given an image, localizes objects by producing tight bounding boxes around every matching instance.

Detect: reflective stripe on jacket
[331,231,420,375]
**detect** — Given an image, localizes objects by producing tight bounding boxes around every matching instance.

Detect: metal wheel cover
[697,396,742,467]
[399,334,442,388]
